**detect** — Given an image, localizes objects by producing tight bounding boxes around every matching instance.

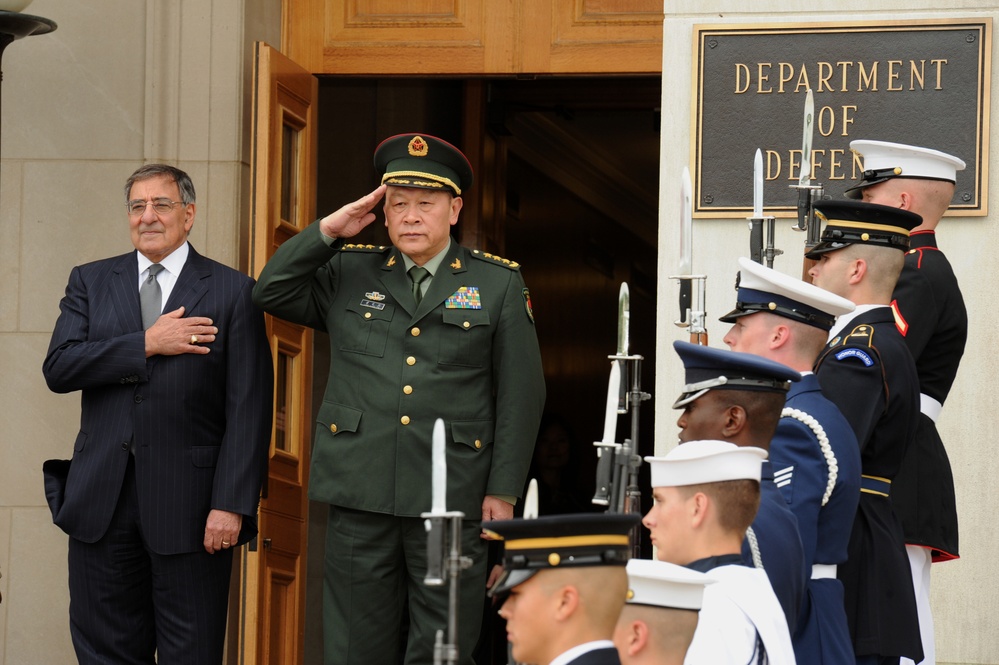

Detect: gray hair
[124,164,196,204]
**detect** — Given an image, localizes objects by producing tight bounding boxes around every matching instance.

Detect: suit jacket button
[406,356,416,366]
[463,321,470,329]
[400,416,411,425]
[330,424,337,433]
[121,442,129,451]
[475,439,482,449]
[134,394,143,403]
[411,327,420,337]
[403,385,413,395]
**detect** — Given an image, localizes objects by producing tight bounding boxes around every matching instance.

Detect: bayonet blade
[679,167,693,275]
[799,89,814,187]
[753,149,764,218]
[617,283,630,357]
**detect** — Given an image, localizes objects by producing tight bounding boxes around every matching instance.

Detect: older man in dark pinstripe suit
[42,164,273,664]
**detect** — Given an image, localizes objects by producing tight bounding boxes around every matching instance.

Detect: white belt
[920,393,943,424]
[811,564,837,580]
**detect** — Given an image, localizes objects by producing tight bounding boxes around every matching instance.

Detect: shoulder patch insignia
[834,348,875,366]
[470,249,521,270]
[523,288,535,323]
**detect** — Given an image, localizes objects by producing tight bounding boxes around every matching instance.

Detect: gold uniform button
[406,356,416,366]
[463,321,470,329]
[474,439,482,449]
[401,415,411,425]
[364,312,372,319]
[403,385,413,395]
[330,424,338,433]
[411,327,420,336]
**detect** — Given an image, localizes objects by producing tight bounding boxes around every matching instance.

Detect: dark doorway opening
[305,75,662,663]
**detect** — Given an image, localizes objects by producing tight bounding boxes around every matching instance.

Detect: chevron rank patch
[774,465,793,488]
[834,348,874,366]
[445,286,481,309]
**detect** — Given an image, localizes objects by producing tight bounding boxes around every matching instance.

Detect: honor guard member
[807,199,923,665]
[721,256,861,665]
[671,340,807,636]
[486,513,640,665]
[643,441,795,664]
[613,559,714,665]
[847,141,968,665]
[252,133,546,664]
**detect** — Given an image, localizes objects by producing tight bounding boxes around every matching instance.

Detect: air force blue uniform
[771,374,861,664]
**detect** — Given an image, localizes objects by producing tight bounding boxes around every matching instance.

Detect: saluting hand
[319,184,387,240]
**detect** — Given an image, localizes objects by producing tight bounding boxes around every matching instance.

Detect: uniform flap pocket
[318,401,363,435]
[192,445,221,468]
[450,420,494,451]
[442,308,491,330]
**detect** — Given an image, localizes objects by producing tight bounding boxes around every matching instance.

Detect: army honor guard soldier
[487,513,640,665]
[807,199,924,665]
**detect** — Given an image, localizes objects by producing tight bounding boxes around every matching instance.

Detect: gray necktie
[140,264,165,329]
[408,266,430,305]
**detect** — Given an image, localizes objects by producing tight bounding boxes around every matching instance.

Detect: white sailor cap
[625,559,715,611]
[720,257,855,331]
[645,440,767,488]
[845,140,966,199]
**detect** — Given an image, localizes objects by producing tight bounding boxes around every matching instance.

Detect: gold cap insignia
[408,136,428,157]
[548,552,561,566]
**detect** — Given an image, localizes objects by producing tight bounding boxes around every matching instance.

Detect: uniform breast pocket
[339,300,395,357]
[439,309,491,367]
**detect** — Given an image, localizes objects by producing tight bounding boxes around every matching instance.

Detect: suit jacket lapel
[109,252,143,332]
[164,245,211,314]
[380,251,415,317]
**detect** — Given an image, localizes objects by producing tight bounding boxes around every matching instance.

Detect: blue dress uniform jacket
[815,307,922,661]
[42,246,273,553]
[891,231,965,560]
[770,374,861,665]
[740,463,807,635]
[252,222,546,518]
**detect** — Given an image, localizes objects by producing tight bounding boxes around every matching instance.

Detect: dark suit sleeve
[212,278,274,519]
[42,265,148,393]
[486,269,545,498]
[252,222,338,331]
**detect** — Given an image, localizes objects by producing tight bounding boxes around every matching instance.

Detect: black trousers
[68,456,233,665]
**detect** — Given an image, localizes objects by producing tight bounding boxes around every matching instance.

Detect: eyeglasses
[127,198,185,216]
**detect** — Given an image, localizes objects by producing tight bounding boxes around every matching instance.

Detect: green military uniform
[254,216,545,662]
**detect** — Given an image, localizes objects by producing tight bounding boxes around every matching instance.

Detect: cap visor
[487,569,537,598]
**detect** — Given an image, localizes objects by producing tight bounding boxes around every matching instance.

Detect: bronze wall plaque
[691,19,991,217]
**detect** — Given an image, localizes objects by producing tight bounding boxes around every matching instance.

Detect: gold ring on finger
[191,335,198,344]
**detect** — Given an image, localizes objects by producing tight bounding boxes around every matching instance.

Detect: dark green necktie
[408,266,430,305]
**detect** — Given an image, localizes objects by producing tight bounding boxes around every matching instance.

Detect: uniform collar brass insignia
[386,255,397,267]
[408,136,428,157]
[450,258,462,269]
